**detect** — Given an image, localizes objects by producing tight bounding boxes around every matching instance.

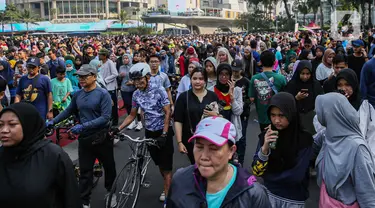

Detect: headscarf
[243,46,254,78]
[335,68,362,111]
[0,103,47,162]
[322,49,335,68]
[216,47,233,64]
[315,93,374,197]
[65,60,79,88]
[122,53,133,66]
[285,60,322,113]
[0,61,14,83]
[74,56,82,70]
[259,42,267,53]
[265,92,313,173]
[215,63,232,93]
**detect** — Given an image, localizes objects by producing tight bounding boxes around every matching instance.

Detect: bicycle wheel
[107,161,141,208]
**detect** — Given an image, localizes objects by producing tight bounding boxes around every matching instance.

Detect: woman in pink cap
[167,117,271,208]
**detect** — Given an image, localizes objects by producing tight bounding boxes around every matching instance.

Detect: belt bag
[80,128,109,146]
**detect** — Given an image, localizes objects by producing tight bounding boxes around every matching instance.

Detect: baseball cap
[98,48,110,56]
[352,39,364,47]
[26,57,40,67]
[188,117,237,146]
[74,64,97,76]
[231,59,243,71]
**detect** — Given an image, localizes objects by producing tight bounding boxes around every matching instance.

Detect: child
[13,60,27,87]
[51,66,73,110]
[65,60,79,94]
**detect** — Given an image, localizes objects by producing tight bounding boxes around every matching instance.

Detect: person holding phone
[348,39,368,82]
[252,92,313,208]
[284,60,323,134]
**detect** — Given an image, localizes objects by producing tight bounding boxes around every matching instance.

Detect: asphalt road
[90,109,320,208]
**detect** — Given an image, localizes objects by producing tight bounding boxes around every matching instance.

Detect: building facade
[6,0,154,21]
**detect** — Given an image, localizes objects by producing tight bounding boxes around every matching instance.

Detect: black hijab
[284,60,323,113]
[264,92,313,173]
[215,63,232,93]
[0,103,47,162]
[335,68,362,111]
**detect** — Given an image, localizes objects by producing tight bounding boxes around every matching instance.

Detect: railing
[142,10,223,18]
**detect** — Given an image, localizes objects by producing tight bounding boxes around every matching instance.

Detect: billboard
[0,0,5,11]
[168,0,186,13]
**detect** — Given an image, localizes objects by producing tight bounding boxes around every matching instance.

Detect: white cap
[188,117,237,146]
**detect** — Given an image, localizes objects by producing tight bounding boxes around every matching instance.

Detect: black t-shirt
[347,54,366,82]
[234,76,251,118]
[174,90,219,142]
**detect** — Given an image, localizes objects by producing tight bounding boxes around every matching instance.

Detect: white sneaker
[127,120,136,130]
[83,205,90,208]
[106,193,117,208]
[159,191,166,202]
[135,122,143,131]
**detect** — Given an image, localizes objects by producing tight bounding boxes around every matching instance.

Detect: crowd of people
[0,30,375,208]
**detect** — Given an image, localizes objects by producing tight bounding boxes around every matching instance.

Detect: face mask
[66,66,73,71]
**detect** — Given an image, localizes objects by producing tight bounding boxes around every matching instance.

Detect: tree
[297,0,309,25]
[307,0,320,23]
[0,12,5,33]
[117,10,129,31]
[5,4,19,36]
[17,9,39,32]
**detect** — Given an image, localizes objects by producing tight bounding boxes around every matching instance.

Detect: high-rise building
[6,0,151,21]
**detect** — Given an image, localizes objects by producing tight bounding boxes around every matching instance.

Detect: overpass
[141,14,242,34]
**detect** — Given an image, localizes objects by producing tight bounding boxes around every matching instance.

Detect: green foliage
[127,26,153,34]
[17,9,40,31]
[117,10,129,31]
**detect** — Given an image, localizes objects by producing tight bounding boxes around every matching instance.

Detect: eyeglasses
[150,60,159,63]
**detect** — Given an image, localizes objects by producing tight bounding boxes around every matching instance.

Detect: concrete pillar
[52,0,57,19]
[40,2,45,19]
[117,0,120,18]
[105,0,109,19]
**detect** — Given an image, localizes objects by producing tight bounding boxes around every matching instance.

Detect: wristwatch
[48,109,53,113]
[161,131,168,137]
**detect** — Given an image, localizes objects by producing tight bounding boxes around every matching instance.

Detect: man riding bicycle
[112,63,174,203]
[47,64,117,208]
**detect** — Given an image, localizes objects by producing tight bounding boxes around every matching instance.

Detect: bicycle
[106,133,158,208]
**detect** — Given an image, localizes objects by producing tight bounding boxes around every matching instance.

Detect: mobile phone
[337,89,346,95]
[300,89,308,93]
[269,125,278,149]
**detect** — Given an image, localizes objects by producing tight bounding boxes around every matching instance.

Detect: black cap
[231,59,243,71]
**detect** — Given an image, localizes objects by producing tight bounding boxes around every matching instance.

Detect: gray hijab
[315,93,374,197]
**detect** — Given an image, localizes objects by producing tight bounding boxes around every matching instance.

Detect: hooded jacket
[0,103,81,208]
[204,57,218,89]
[167,164,271,208]
[252,92,313,201]
[119,54,135,92]
[65,60,79,93]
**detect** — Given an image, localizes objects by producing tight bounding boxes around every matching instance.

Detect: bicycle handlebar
[118,133,157,145]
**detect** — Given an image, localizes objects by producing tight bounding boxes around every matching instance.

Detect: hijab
[0,103,47,162]
[65,60,79,88]
[122,53,133,66]
[265,92,313,173]
[215,63,232,93]
[315,93,374,197]
[335,68,362,111]
[216,47,233,64]
[322,49,335,68]
[74,56,82,70]
[0,61,14,82]
[285,60,323,113]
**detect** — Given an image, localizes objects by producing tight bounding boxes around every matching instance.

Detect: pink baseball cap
[188,117,237,146]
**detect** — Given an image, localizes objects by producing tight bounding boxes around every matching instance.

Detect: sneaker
[106,193,117,208]
[127,120,136,130]
[83,205,90,208]
[159,191,165,202]
[135,122,143,131]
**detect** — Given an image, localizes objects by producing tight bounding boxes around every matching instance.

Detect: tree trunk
[314,12,317,23]
[282,0,292,19]
[303,14,306,25]
[368,1,372,28]
[320,0,324,27]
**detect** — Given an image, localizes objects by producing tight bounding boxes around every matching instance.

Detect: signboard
[168,0,186,13]
[0,0,6,11]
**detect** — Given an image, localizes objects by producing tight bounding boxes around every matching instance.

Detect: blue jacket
[360,58,375,107]
[167,164,271,208]
[168,53,175,74]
